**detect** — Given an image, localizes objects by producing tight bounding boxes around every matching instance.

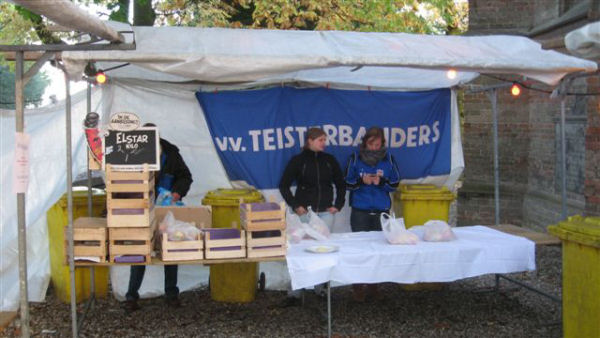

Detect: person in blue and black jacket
[345,126,400,301]
[125,123,193,313]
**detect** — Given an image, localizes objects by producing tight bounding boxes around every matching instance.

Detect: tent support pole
[62,68,78,338]
[486,89,500,226]
[86,82,96,304]
[15,50,30,338]
[559,97,567,220]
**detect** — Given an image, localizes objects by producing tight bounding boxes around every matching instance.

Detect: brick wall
[585,75,600,216]
[461,0,595,228]
[468,0,534,34]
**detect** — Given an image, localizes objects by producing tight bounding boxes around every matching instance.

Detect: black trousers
[126,265,179,300]
[350,208,386,232]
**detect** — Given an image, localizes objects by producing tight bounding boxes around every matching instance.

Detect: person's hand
[372,175,381,185]
[171,192,181,203]
[327,207,339,214]
[362,175,373,185]
[295,206,307,215]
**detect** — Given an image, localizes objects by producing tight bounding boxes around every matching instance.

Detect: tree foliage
[152,0,468,34]
[0,3,52,109]
[88,0,467,34]
[0,65,51,109]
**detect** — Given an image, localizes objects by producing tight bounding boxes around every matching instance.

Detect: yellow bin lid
[399,184,455,201]
[548,215,600,248]
[58,187,106,208]
[202,188,264,207]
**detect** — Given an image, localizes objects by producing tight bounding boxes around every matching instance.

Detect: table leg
[327,281,331,338]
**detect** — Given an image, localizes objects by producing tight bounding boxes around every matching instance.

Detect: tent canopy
[63,23,597,88]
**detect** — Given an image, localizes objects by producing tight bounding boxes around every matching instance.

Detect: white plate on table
[305,245,339,254]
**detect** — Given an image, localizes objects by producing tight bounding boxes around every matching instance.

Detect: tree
[0,3,52,109]
[0,65,50,109]
[87,0,467,34]
[152,0,468,34]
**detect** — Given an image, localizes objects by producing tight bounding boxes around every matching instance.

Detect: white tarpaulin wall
[1,91,94,310]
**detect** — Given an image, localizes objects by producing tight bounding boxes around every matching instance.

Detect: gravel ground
[4,245,562,337]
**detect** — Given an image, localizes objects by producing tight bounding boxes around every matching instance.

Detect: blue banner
[196,87,451,189]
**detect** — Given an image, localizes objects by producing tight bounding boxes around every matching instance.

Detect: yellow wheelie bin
[202,189,264,303]
[46,187,109,303]
[396,184,455,290]
[548,216,600,338]
[397,184,455,228]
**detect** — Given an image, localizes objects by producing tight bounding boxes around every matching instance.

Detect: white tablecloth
[286,226,536,290]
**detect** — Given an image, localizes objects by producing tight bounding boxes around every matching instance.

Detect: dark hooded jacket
[279,149,346,212]
[157,138,193,199]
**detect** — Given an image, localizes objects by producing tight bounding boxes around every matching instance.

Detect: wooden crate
[106,164,155,228]
[240,202,286,231]
[159,233,204,261]
[246,229,287,258]
[204,228,246,259]
[64,217,107,263]
[108,221,155,263]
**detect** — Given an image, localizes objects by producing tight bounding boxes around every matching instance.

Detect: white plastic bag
[159,211,201,241]
[286,208,306,244]
[380,213,419,245]
[305,207,330,240]
[423,220,456,242]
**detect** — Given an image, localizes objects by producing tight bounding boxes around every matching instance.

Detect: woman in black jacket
[279,127,346,305]
[279,127,346,229]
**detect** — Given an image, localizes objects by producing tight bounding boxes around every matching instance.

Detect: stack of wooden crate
[106,164,156,263]
[66,217,107,263]
[240,202,287,258]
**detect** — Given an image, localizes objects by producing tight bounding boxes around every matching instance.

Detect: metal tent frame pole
[14,50,55,338]
[487,89,501,226]
[86,81,96,308]
[15,50,30,338]
[60,67,78,338]
[559,97,567,220]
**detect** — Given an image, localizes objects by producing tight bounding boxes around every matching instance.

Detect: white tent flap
[565,21,600,59]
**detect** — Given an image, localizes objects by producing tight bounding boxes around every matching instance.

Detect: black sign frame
[103,127,160,171]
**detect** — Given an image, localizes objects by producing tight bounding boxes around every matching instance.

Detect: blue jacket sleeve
[380,154,400,192]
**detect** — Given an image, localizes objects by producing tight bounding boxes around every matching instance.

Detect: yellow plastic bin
[46,187,109,303]
[548,216,600,338]
[397,184,455,290]
[202,189,264,303]
[397,184,455,228]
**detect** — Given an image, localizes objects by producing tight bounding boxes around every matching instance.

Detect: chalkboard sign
[103,127,160,171]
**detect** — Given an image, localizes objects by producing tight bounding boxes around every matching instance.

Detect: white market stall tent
[1,22,597,313]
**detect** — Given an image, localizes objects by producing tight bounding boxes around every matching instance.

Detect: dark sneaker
[124,299,140,314]
[166,297,182,308]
